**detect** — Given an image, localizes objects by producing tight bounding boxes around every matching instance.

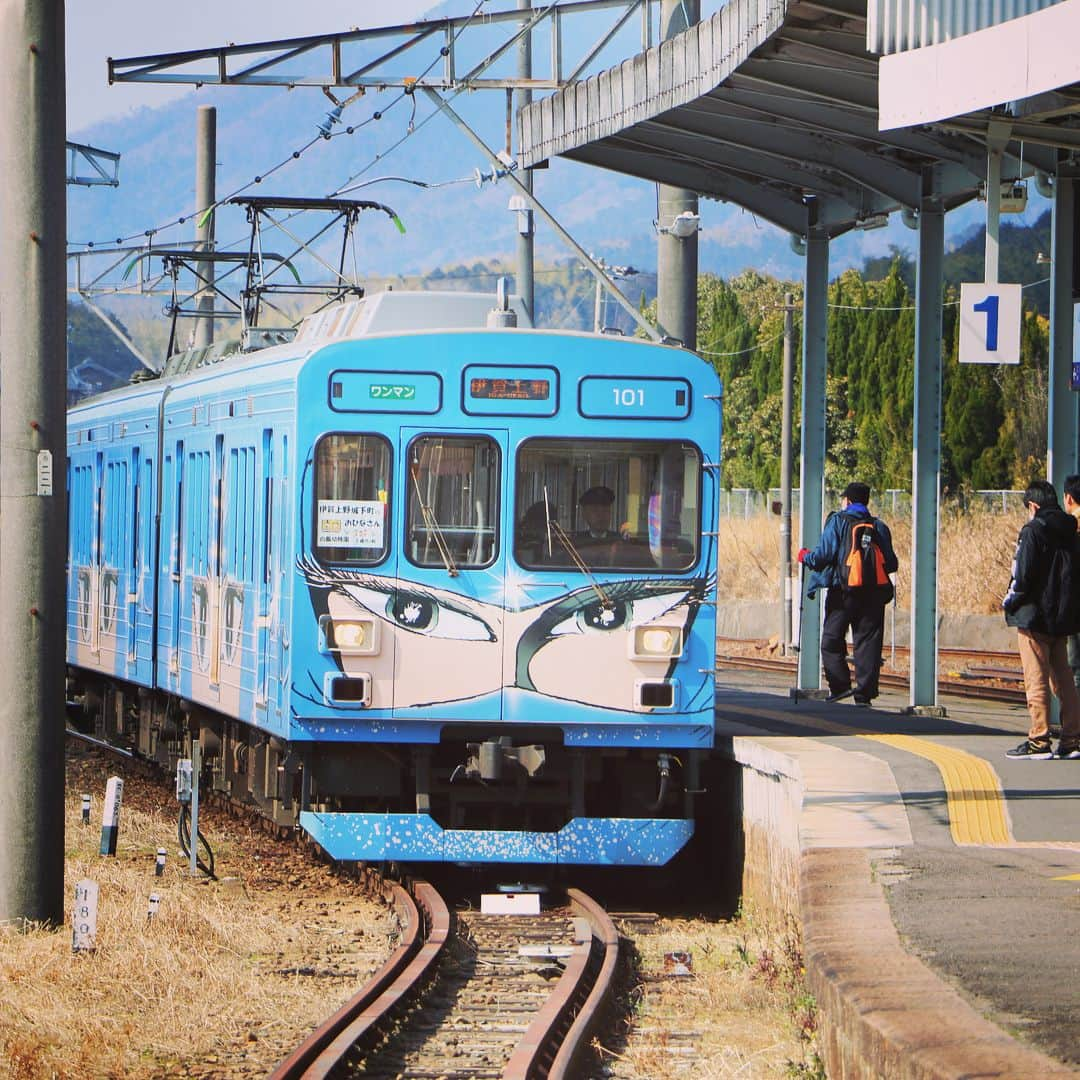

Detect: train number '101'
[579,376,691,419]
[613,387,645,407]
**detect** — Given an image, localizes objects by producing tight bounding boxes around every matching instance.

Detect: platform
[714,666,1079,1077]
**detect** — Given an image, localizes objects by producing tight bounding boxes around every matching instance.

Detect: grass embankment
[602,909,824,1078]
[719,503,1021,614]
[0,750,393,1079]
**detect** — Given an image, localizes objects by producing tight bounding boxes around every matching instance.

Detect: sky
[66,1,438,131]
[62,1,1051,284]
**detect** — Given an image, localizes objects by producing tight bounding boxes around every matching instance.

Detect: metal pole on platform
[656,0,699,349]
[0,0,67,926]
[797,230,829,693]
[194,105,216,349]
[907,190,945,716]
[780,293,795,654]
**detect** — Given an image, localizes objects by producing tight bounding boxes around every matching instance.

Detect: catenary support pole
[780,293,795,654]
[194,105,216,349]
[515,0,534,322]
[908,190,945,715]
[0,0,67,926]
[797,230,828,693]
[427,88,661,342]
[1047,166,1078,490]
[656,0,698,350]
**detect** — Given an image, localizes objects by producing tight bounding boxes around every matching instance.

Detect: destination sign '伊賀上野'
[469,378,550,400]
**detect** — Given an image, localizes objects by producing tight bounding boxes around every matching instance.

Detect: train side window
[314,434,391,565]
[405,435,500,570]
[515,438,701,573]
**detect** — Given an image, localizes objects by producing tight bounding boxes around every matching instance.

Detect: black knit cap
[842,482,870,504]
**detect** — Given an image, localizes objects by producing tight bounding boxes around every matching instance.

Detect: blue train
[67,286,722,867]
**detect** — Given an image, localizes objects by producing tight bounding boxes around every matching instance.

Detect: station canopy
[518,0,1080,238]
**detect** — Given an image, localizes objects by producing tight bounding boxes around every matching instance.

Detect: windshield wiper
[410,461,458,577]
[544,486,611,610]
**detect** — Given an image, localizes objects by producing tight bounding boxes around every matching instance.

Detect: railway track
[716,651,1027,705]
[271,881,619,1080]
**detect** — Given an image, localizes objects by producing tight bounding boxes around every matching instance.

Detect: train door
[168,441,184,677]
[256,429,274,708]
[207,434,226,692]
[397,429,506,720]
[218,440,255,714]
[126,447,141,669]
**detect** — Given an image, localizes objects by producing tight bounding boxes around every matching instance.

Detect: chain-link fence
[718,488,1024,519]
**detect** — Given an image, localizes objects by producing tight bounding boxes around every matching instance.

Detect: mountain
[71,0,1010,290]
[64,0,1054,384]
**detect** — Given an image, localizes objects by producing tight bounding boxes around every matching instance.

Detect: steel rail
[498,887,619,1079]
[716,653,1027,705]
[545,888,621,1080]
[268,876,450,1080]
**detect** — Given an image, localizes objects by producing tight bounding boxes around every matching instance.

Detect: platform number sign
[959,282,1021,364]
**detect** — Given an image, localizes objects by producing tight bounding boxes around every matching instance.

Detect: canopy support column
[797,228,829,693]
[1048,165,1078,490]
[907,191,945,715]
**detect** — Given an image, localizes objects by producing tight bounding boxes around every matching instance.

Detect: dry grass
[600,908,822,1078]
[0,751,394,1079]
[719,504,1022,615]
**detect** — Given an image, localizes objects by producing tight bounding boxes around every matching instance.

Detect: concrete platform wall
[721,738,1074,1079]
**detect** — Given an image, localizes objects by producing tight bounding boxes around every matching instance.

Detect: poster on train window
[317,500,384,548]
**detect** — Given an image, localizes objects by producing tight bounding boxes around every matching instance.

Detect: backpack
[837,515,892,594]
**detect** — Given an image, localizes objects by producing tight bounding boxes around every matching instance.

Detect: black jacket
[1002,505,1080,634]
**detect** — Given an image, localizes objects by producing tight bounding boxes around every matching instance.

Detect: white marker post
[154,848,166,877]
[146,893,160,924]
[72,879,99,953]
[99,777,123,856]
[81,793,91,825]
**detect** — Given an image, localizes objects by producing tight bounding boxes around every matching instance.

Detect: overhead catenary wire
[69,0,492,253]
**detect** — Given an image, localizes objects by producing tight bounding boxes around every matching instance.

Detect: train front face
[291,330,721,866]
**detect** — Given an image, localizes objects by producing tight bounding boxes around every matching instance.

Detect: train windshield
[313,434,391,565]
[515,439,701,572]
[406,435,500,569]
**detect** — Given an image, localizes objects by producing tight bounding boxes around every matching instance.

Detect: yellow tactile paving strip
[859,733,1013,846]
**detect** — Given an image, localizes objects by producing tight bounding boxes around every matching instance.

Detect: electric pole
[0,0,68,927]
[194,105,216,349]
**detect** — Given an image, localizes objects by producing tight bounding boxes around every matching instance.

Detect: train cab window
[314,434,391,565]
[515,439,700,572]
[406,435,499,569]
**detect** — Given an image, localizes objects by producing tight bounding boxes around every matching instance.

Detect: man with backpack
[1002,479,1080,759]
[797,482,898,705]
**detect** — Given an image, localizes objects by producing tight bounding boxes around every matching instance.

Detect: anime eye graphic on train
[297,555,712,711]
[297,556,496,642]
[545,587,695,638]
[512,577,712,697]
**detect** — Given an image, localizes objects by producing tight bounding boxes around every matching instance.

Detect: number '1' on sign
[959,282,1021,364]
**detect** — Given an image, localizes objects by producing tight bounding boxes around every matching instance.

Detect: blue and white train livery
[66,288,722,867]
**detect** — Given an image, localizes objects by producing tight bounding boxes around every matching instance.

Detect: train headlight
[632,625,683,659]
[333,620,371,651]
[319,614,379,655]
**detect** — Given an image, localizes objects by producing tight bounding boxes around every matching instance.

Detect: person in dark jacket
[1002,479,1080,759]
[797,482,898,705]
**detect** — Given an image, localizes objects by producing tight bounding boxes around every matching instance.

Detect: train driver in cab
[577,486,619,543]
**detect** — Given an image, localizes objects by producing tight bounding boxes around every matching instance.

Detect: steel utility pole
[194,105,216,349]
[515,0,535,322]
[656,0,699,349]
[0,0,68,926]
